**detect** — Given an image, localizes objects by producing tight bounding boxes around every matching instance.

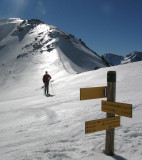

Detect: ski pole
[50,81,55,95]
[43,83,45,96]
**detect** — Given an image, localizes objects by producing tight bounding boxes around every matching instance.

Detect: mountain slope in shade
[102,53,124,66]
[102,51,142,66]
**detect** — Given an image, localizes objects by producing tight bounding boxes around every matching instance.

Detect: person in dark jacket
[43,71,51,95]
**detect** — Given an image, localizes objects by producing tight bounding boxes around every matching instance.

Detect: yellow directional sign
[85,116,120,134]
[80,86,107,100]
[101,100,132,118]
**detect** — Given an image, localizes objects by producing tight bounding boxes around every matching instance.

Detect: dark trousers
[44,82,49,95]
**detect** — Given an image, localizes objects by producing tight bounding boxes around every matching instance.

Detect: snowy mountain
[0,18,108,100]
[121,51,142,64]
[0,18,108,73]
[102,51,142,66]
[0,18,142,160]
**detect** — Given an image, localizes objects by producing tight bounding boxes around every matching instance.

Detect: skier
[43,71,51,96]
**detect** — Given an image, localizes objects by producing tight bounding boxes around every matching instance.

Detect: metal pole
[105,71,116,156]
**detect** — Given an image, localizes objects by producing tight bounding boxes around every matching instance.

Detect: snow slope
[0,19,142,160]
[0,61,142,160]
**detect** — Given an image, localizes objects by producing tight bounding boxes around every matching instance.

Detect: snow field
[0,19,142,160]
[0,61,142,159]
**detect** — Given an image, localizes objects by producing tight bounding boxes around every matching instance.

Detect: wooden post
[104,71,116,156]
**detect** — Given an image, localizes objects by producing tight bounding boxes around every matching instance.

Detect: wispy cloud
[37,1,47,15]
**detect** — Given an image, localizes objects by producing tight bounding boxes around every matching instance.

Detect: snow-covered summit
[0,18,108,73]
[0,18,23,24]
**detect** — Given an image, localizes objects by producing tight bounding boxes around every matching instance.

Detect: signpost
[80,86,107,100]
[85,116,120,134]
[102,100,132,118]
[80,71,133,156]
[105,71,116,156]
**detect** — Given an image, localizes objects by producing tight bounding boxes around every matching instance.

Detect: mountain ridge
[0,18,108,74]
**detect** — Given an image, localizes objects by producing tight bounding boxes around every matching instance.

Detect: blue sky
[0,0,142,56]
